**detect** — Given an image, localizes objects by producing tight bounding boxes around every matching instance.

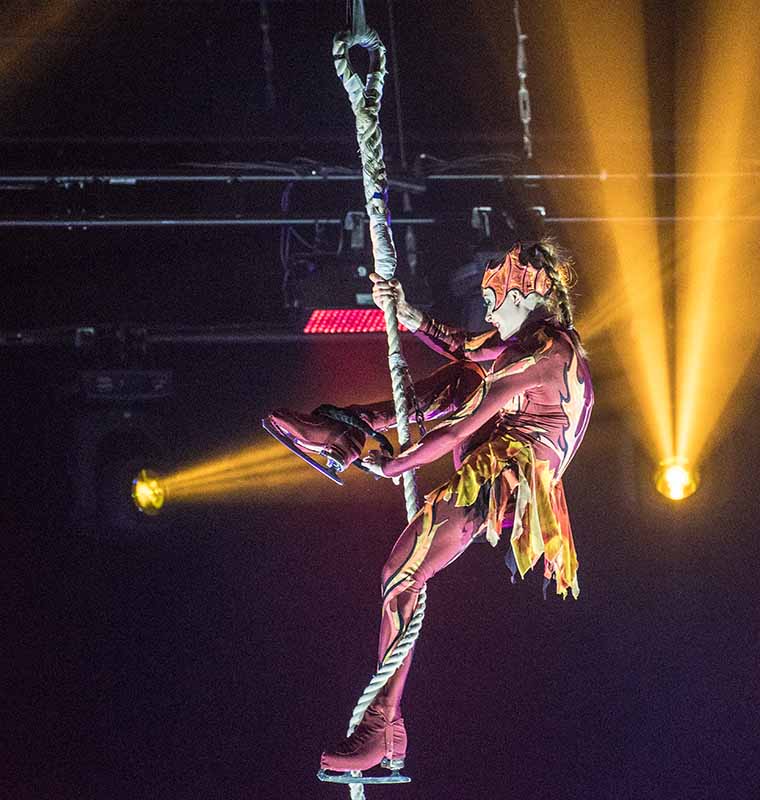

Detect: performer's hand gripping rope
[330,5,426,794]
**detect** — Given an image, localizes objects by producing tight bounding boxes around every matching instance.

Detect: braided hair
[521,238,576,330]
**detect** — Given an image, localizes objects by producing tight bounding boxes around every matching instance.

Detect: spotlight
[132,469,166,515]
[655,457,699,501]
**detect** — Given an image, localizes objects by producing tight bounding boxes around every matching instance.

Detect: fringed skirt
[422,434,580,599]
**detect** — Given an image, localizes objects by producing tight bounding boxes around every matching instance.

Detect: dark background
[3,2,760,799]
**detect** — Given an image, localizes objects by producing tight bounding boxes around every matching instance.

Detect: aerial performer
[262,1,593,788]
[265,239,594,782]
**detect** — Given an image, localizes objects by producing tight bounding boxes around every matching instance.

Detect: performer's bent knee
[431,360,485,396]
[381,559,429,596]
[380,560,394,589]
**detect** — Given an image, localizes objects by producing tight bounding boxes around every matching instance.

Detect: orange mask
[481,243,552,310]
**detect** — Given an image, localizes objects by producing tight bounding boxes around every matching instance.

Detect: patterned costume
[267,244,594,772]
[369,305,593,718]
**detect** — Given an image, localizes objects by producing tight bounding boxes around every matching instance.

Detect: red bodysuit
[369,309,594,718]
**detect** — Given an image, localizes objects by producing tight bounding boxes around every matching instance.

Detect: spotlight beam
[140,437,323,505]
[675,0,760,465]
[559,1,674,459]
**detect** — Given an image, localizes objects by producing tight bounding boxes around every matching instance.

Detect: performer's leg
[320,489,485,771]
[372,489,484,718]
[269,360,484,468]
[349,359,485,432]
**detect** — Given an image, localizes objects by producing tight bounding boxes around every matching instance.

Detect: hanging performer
[265,239,594,778]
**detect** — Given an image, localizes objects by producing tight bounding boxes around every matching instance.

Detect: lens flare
[132,469,166,515]
[655,458,699,501]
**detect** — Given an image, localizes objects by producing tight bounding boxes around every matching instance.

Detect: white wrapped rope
[333,26,418,516]
[333,25,427,796]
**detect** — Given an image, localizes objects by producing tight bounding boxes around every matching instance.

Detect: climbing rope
[333,5,427,795]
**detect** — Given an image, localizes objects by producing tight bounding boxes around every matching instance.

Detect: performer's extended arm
[368,334,556,479]
[414,315,504,363]
[370,272,504,363]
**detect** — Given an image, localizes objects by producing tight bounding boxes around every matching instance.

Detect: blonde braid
[531,238,576,330]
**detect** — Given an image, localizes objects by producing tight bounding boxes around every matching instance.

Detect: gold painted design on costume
[465,329,498,353]
[558,349,587,474]
[421,431,579,599]
[487,337,553,385]
[379,497,450,665]
[382,512,447,602]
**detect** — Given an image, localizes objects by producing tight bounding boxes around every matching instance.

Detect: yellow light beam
[148,435,323,504]
[163,458,311,493]
[162,456,313,497]
[582,255,675,343]
[160,441,295,489]
[559,0,674,459]
[167,468,319,501]
[675,0,760,464]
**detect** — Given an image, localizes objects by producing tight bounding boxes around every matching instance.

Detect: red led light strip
[303,308,407,334]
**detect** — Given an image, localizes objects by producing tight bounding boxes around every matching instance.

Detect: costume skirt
[421,434,580,599]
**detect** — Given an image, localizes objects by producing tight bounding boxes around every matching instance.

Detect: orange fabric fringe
[423,435,580,599]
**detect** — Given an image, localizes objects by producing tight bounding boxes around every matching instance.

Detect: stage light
[555,0,760,490]
[655,458,698,501]
[132,469,166,515]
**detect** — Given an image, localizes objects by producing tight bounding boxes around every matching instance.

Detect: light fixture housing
[655,457,699,501]
[131,469,166,515]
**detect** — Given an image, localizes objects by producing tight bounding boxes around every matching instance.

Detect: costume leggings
[372,488,486,718]
[355,360,488,718]
[353,359,485,433]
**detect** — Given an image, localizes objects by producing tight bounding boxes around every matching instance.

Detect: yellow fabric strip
[423,433,579,599]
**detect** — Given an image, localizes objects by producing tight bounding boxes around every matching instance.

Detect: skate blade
[261,418,344,486]
[317,769,411,785]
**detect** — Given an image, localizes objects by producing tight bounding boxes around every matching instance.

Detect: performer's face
[483,288,538,339]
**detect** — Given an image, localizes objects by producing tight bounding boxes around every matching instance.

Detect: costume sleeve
[383,335,555,478]
[413,313,505,363]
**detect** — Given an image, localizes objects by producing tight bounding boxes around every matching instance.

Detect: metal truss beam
[2,214,759,228]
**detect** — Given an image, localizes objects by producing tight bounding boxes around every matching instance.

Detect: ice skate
[317,707,410,784]
[262,405,393,485]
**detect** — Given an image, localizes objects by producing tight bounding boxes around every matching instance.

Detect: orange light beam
[675,0,760,465]
[559,0,674,459]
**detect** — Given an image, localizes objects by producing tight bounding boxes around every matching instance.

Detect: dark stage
[5,339,760,799]
[3,2,760,799]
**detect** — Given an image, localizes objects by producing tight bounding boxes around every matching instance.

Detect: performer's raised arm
[370,272,504,362]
